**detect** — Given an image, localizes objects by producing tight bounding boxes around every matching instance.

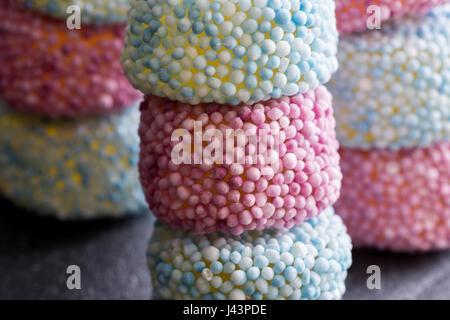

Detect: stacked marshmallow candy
[122,0,352,299]
[331,3,450,251]
[0,0,147,219]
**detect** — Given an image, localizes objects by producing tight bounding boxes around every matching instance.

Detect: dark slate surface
[0,197,449,300]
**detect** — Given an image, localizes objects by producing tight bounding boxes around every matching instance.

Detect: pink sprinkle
[273,173,285,185]
[261,166,275,178]
[227,214,239,227]
[241,181,255,193]
[256,178,268,192]
[267,185,281,197]
[272,197,284,208]
[301,122,316,137]
[283,153,297,170]
[200,191,213,204]
[255,193,267,207]
[239,210,253,225]
[213,195,227,207]
[188,195,199,206]
[267,107,283,121]
[217,207,230,220]
[216,181,230,194]
[230,118,244,129]
[242,194,256,207]
[284,170,295,184]
[211,112,223,124]
[284,125,297,139]
[263,203,275,218]
[280,184,289,196]
[284,195,296,208]
[251,207,264,219]
[309,173,323,188]
[169,172,182,186]
[246,167,261,181]
[229,176,243,189]
[227,190,241,203]
[251,110,265,125]
[279,101,290,115]
[295,196,306,209]
[230,164,244,175]
[176,186,190,200]
[289,183,301,195]
[289,104,300,119]
[157,178,169,190]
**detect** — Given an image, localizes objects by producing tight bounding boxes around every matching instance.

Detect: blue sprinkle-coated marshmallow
[122,0,338,105]
[0,100,148,219]
[147,207,352,300]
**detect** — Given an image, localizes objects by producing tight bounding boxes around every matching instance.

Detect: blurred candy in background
[332,3,450,251]
[335,0,450,34]
[330,5,450,150]
[0,101,147,219]
[0,0,141,118]
[336,143,450,251]
[0,0,147,219]
[17,0,130,25]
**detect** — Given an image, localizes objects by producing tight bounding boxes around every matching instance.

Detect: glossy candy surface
[148,206,352,300]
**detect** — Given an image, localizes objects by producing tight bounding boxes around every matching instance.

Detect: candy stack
[121,0,352,299]
[0,0,147,219]
[330,2,450,251]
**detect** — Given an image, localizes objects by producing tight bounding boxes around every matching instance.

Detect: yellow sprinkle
[56,180,65,190]
[365,132,374,142]
[72,173,82,186]
[49,167,58,178]
[65,159,76,169]
[104,144,117,156]
[46,126,58,137]
[91,140,100,150]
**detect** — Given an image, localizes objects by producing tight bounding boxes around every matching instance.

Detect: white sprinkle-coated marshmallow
[148,207,352,300]
[0,101,147,219]
[122,0,339,105]
[329,6,450,150]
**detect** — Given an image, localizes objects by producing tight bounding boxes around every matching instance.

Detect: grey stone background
[0,197,449,300]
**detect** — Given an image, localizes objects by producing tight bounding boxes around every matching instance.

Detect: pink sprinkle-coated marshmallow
[0,1,141,118]
[139,86,342,235]
[336,143,450,252]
